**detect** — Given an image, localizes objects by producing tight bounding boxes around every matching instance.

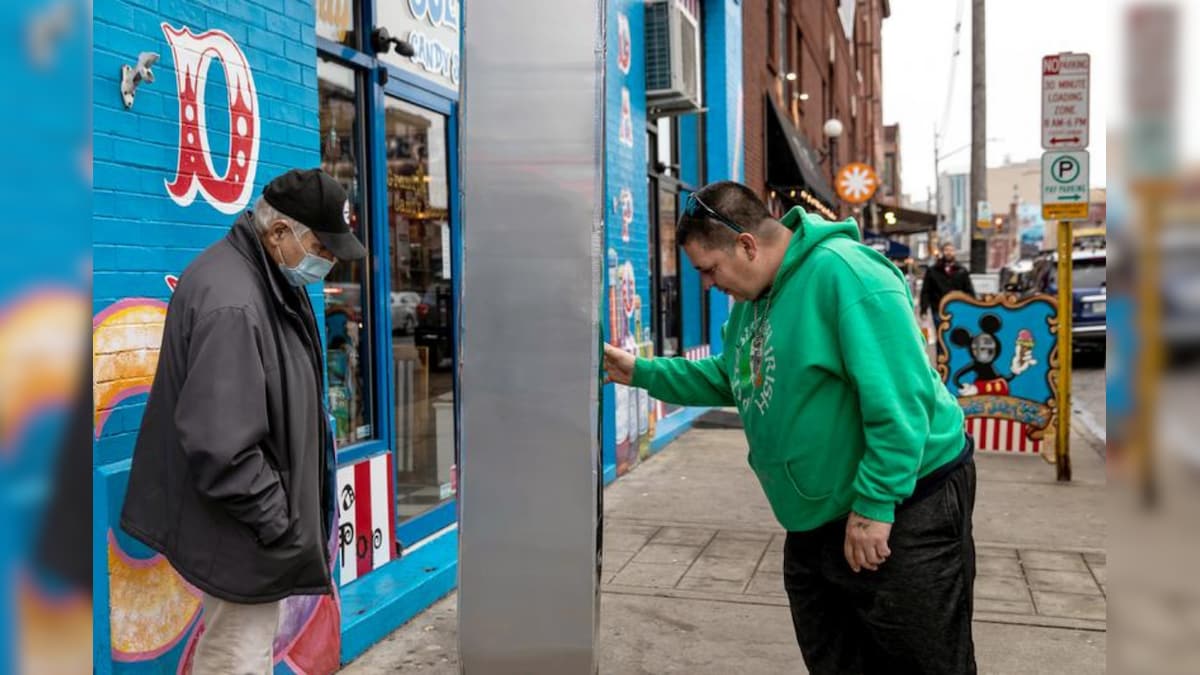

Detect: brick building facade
[743,0,890,221]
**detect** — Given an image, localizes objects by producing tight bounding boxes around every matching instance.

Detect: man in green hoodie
[604,181,977,674]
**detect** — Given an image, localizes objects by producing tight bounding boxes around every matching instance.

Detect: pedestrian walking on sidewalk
[604,181,977,674]
[120,169,367,674]
[919,242,976,321]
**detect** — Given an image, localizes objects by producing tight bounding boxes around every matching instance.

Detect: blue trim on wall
[382,63,460,103]
[447,99,463,504]
[650,407,711,454]
[93,462,124,674]
[601,369,617,482]
[366,66,396,462]
[397,500,457,548]
[383,77,455,115]
[336,439,391,466]
[603,463,618,486]
[316,37,375,69]
[340,528,459,664]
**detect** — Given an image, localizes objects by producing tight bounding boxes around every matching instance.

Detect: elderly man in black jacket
[120,168,366,673]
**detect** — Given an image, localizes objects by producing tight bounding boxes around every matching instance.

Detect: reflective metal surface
[457,0,605,672]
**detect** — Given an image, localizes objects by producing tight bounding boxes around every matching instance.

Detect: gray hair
[253,195,307,235]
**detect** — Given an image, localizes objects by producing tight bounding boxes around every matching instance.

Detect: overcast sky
[882,0,1114,202]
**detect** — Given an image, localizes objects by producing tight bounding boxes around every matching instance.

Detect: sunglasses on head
[681,193,744,234]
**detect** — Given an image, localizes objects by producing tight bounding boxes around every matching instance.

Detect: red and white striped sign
[336,453,396,586]
[966,416,1043,454]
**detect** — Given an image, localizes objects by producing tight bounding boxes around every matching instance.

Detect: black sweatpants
[783,457,977,675]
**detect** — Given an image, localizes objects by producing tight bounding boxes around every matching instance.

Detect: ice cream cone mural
[92,298,169,437]
[1012,328,1037,374]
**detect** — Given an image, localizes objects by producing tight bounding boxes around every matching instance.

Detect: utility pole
[933,124,941,247]
[969,0,987,271]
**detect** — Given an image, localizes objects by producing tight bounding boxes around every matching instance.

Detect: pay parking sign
[1041,150,1089,221]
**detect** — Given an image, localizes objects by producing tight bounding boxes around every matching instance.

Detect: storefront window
[384,96,456,523]
[319,58,376,447]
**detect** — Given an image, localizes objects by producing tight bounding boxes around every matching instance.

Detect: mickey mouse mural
[949,313,1038,397]
[937,292,1060,454]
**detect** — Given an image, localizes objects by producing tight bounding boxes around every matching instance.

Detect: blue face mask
[277,226,335,286]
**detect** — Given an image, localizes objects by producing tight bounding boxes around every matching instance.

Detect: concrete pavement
[343,407,1107,674]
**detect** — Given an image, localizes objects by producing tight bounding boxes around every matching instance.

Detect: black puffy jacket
[120,212,335,603]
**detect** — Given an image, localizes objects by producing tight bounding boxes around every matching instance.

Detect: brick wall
[744,0,889,214]
[93,0,320,457]
[742,0,769,196]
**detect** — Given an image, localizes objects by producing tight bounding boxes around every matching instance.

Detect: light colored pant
[192,594,282,675]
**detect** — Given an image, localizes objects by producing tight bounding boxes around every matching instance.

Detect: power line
[936,0,967,143]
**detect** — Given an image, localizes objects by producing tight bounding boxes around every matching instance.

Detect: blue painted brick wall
[93,0,320,454]
[602,0,651,475]
[93,0,320,670]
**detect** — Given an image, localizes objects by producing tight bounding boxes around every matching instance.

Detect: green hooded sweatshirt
[632,207,964,530]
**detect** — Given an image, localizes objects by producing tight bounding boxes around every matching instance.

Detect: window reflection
[319,58,375,446]
[316,0,359,49]
[385,97,456,523]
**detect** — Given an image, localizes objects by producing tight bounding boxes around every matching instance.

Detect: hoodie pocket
[747,453,834,510]
[783,459,834,501]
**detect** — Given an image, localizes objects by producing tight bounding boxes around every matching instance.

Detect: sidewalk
[343,417,1107,674]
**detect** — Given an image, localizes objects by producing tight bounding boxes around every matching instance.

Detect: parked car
[391,291,421,335]
[1028,248,1106,352]
[323,282,361,318]
[414,284,454,370]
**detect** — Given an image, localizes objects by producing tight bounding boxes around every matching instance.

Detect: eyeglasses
[681,192,744,234]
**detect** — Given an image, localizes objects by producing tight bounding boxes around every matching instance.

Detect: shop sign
[379,0,461,89]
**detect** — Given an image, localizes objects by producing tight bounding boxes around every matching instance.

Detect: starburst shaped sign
[835,162,880,204]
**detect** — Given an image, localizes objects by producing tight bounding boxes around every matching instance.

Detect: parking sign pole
[1055,220,1073,481]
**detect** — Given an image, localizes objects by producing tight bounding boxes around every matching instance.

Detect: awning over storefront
[863,230,912,259]
[875,203,937,236]
[764,95,837,219]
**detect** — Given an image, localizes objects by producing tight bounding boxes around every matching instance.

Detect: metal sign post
[1054,221,1073,481]
[1040,51,1089,482]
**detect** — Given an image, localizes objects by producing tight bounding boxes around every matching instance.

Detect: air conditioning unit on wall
[645,0,703,116]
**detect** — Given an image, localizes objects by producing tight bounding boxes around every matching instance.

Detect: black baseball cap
[262,168,367,260]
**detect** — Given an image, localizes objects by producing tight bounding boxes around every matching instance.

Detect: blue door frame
[316,11,461,567]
